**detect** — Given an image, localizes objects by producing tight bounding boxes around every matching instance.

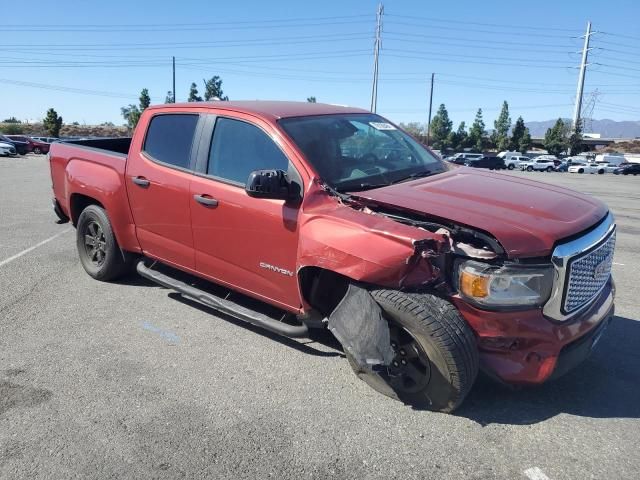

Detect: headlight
[457,260,553,308]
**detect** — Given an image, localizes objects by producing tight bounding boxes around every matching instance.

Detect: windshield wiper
[317,179,353,203]
[345,182,390,192]
[391,169,435,184]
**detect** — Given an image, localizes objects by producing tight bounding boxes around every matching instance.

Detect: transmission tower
[580,89,600,133]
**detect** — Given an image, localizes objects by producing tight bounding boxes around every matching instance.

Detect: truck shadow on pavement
[457,315,640,425]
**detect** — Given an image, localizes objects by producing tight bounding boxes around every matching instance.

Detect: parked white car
[504,155,531,170]
[0,141,17,156]
[568,162,602,174]
[520,158,556,172]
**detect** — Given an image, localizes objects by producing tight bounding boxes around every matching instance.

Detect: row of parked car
[0,135,56,156]
[444,152,639,176]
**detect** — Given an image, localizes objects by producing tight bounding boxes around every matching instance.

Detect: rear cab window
[143,114,199,169]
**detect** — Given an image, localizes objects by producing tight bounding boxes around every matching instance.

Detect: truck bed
[61,137,132,156]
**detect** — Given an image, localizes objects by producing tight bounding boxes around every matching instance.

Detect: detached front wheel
[76,205,131,281]
[347,290,478,413]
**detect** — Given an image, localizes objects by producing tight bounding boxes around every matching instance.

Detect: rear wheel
[33,147,42,154]
[346,290,478,413]
[76,205,132,281]
[546,166,553,172]
[578,168,584,173]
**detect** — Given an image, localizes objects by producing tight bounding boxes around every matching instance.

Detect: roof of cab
[147,100,369,120]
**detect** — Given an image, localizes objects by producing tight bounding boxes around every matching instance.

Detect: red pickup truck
[49,101,616,412]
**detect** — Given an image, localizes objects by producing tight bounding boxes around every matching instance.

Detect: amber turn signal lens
[459,271,489,298]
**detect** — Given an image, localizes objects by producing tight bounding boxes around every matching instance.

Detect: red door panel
[190,177,301,311]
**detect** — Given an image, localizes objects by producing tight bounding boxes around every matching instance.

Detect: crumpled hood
[355,168,608,258]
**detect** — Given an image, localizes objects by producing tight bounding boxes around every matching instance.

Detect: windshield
[279,113,445,192]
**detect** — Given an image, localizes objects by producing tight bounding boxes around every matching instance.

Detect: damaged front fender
[298,202,450,288]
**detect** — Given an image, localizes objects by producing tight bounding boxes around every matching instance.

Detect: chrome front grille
[543,213,616,322]
[564,231,615,313]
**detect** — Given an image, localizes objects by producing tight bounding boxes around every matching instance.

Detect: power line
[1,14,371,29]
[0,78,155,100]
[4,19,372,33]
[2,32,373,51]
[385,13,581,33]
[384,47,571,65]
[384,31,572,50]
[385,19,573,39]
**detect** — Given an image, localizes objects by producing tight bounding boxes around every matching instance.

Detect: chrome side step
[136,261,309,338]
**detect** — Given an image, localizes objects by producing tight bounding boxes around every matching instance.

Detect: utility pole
[426,73,435,146]
[172,56,176,103]
[572,21,593,131]
[370,3,384,113]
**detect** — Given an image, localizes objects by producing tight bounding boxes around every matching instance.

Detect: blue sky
[1,0,639,128]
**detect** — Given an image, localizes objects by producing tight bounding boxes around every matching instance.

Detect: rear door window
[143,114,199,169]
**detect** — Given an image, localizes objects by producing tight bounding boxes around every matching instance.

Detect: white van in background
[595,154,626,166]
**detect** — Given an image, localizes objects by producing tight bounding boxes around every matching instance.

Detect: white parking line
[524,467,552,480]
[613,262,625,266]
[0,229,71,268]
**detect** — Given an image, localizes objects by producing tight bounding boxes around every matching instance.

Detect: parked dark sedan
[614,163,640,175]
[5,135,51,154]
[0,135,29,155]
[465,156,506,170]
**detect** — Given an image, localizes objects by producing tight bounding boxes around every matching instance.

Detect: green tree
[120,87,150,129]
[120,105,141,129]
[544,118,570,156]
[568,119,584,156]
[188,82,202,102]
[399,122,424,137]
[43,108,63,137]
[428,104,453,150]
[306,96,317,103]
[510,116,527,151]
[447,121,468,151]
[2,117,20,123]
[0,123,23,134]
[165,91,174,103]
[491,101,511,151]
[203,76,228,101]
[139,88,151,110]
[468,109,486,152]
[520,128,532,153]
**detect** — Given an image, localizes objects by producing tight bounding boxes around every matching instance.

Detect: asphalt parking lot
[1,155,639,480]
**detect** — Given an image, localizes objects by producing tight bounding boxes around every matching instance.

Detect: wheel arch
[69,193,105,226]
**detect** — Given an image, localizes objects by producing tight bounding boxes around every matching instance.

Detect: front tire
[76,205,131,281]
[346,290,478,413]
[546,166,553,172]
[33,147,42,154]
[507,164,515,170]
[526,166,533,172]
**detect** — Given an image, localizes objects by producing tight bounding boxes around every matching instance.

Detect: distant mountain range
[525,119,640,138]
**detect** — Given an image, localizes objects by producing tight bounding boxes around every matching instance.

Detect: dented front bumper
[452,278,615,384]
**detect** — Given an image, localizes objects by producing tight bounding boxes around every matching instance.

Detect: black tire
[507,164,515,170]
[578,168,584,174]
[598,169,604,175]
[76,205,131,281]
[526,166,533,172]
[346,290,478,413]
[546,166,553,172]
[33,147,42,154]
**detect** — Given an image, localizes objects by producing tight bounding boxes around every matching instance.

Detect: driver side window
[207,117,289,184]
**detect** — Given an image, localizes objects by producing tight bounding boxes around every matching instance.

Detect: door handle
[193,194,218,207]
[132,176,150,187]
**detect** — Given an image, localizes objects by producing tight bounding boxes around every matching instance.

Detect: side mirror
[245,169,299,200]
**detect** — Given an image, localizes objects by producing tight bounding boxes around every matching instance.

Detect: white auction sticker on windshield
[369,122,396,130]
